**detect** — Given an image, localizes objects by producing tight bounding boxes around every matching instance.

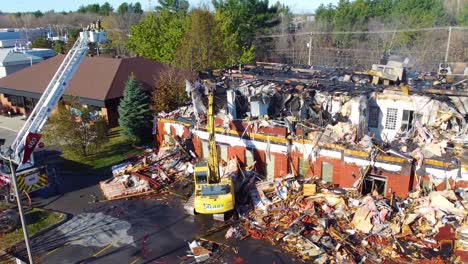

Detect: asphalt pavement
[7,171,300,264]
[0,115,298,263]
[0,115,24,152]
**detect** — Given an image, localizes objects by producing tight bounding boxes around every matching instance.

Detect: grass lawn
[0,203,14,212]
[0,208,65,250]
[52,127,144,172]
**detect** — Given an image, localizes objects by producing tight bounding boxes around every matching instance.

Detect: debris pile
[186,238,236,263]
[231,177,468,263]
[169,73,467,159]
[188,240,212,263]
[100,138,195,200]
[99,174,151,200]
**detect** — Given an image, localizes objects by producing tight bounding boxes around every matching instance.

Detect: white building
[0,49,43,78]
[0,30,21,48]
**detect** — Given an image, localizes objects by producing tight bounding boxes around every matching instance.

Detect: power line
[257,26,468,38]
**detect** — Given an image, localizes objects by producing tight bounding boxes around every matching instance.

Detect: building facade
[156,117,467,198]
[0,54,171,126]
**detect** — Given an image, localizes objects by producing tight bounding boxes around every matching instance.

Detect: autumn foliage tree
[152,68,188,114]
[42,98,108,158]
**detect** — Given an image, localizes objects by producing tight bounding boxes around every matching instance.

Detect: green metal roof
[0,49,43,66]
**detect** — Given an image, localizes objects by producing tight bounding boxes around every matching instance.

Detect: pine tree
[156,0,189,14]
[118,74,152,143]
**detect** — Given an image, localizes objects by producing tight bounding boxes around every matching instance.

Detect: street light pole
[445,26,452,63]
[7,157,34,264]
[308,34,312,66]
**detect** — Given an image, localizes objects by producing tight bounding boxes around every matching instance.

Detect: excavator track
[184,193,232,221]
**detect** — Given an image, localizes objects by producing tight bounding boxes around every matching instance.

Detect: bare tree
[102,11,141,57]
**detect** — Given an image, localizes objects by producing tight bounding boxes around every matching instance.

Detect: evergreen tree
[31,36,51,49]
[53,40,65,54]
[118,2,129,15]
[118,74,152,143]
[133,2,143,14]
[156,0,189,14]
[99,2,114,16]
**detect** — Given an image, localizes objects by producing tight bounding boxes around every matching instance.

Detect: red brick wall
[154,121,417,197]
[273,152,288,177]
[0,93,25,115]
[192,135,202,158]
[228,146,245,164]
[311,156,412,197]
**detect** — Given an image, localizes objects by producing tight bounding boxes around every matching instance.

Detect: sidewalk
[0,115,25,150]
[0,115,25,132]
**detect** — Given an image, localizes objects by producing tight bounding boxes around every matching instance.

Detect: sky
[0,0,339,14]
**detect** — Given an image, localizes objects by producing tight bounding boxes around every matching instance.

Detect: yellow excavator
[186,92,235,217]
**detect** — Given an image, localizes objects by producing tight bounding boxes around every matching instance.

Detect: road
[0,115,299,263]
[6,171,300,264]
[0,115,24,152]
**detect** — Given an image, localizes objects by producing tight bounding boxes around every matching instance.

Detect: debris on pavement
[100,139,195,200]
[187,238,236,263]
[189,240,211,263]
[226,176,468,263]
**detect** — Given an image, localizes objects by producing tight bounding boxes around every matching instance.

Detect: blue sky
[0,0,339,14]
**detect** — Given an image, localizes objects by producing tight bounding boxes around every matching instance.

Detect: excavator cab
[193,171,234,214]
[194,162,208,184]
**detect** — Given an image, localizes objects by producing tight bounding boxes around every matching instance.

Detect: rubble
[186,237,237,263]
[166,69,467,160]
[152,61,468,262]
[189,240,211,263]
[230,177,468,263]
[158,62,468,197]
[100,138,195,200]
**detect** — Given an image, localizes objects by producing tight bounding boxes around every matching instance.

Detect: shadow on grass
[26,210,50,223]
[33,132,145,201]
[108,129,120,138]
[30,150,101,204]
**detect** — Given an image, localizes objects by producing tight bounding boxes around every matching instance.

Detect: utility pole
[7,157,34,264]
[445,26,452,63]
[307,34,312,66]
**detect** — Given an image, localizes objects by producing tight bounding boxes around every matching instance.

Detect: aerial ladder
[0,24,106,264]
[0,26,107,200]
[185,91,235,220]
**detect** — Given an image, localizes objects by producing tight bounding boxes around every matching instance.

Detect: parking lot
[9,182,298,264]
[0,115,25,151]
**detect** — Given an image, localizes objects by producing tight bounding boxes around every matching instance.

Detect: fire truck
[0,26,106,202]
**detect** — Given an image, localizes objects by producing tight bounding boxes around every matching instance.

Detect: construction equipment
[189,92,235,217]
[0,27,107,201]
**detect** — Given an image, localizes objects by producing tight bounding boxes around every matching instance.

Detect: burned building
[155,63,468,198]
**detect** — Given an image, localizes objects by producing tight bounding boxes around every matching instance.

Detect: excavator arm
[207,92,220,184]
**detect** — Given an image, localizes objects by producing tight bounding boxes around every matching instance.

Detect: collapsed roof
[160,63,468,164]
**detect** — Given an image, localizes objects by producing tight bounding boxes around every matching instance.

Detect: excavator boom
[207,93,219,183]
[190,88,235,217]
